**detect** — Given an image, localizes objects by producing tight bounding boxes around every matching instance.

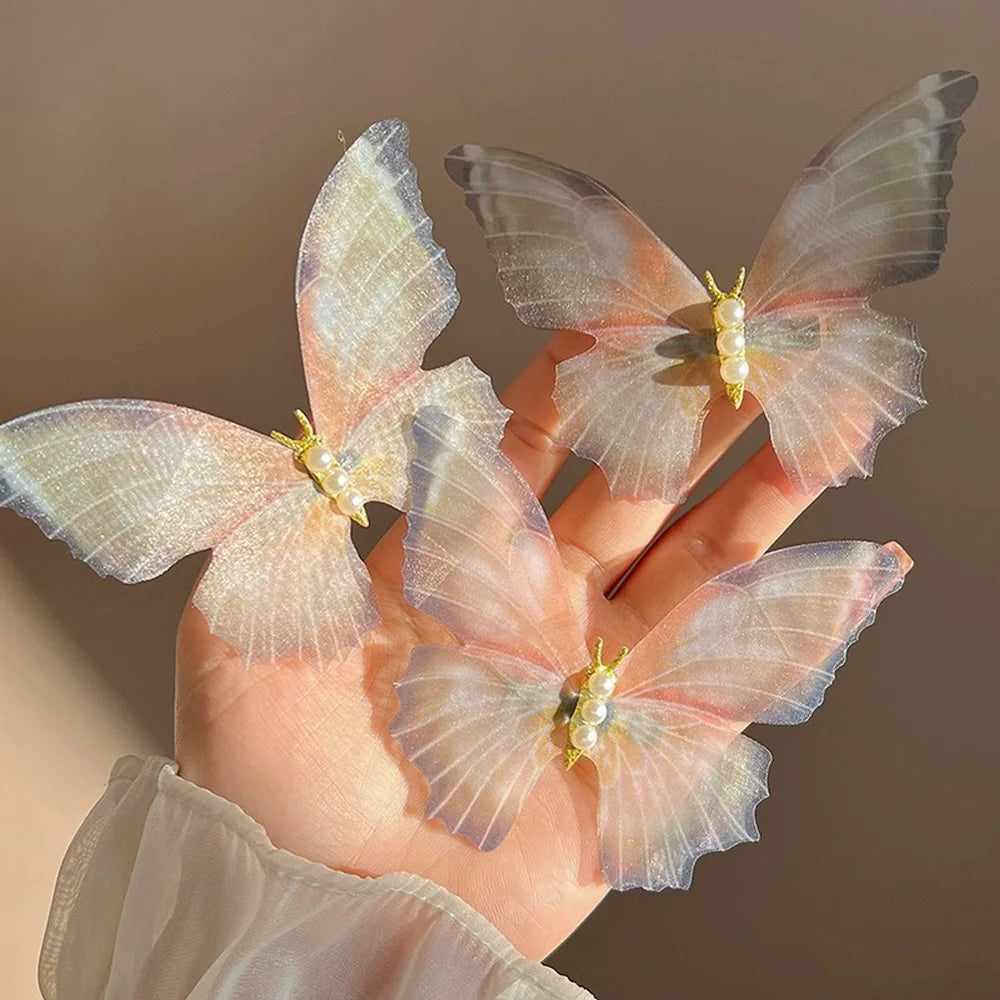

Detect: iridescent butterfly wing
[447,71,976,500]
[742,70,978,490]
[391,406,580,849]
[445,145,714,502]
[297,120,507,515]
[593,541,910,890]
[0,120,506,666]
[0,398,344,665]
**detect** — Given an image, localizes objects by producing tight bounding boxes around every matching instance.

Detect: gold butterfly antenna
[703,266,746,305]
[564,636,630,770]
[589,636,629,673]
[270,409,321,461]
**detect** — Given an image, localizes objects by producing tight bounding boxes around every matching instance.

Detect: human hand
[175,329,821,960]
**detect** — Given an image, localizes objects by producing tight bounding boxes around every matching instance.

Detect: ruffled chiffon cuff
[39,755,594,1000]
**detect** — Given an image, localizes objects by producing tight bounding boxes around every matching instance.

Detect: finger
[551,394,762,591]
[497,328,591,495]
[614,441,822,628]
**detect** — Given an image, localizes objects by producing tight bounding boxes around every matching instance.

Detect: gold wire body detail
[271,409,369,527]
[705,267,749,409]
[564,637,630,770]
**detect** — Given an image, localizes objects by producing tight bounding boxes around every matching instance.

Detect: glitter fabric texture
[446,71,977,501]
[391,407,910,891]
[0,120,508,667]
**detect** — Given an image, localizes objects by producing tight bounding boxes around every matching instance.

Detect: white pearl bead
[715,297,745,327]
[716,328,746,356]
[303,445,334,477]
[571,724,598,751]
[580,698,608,725]
[587,672,616,698]
[720,357,750,385]
[321,467,350,496]
[336,488,365,517]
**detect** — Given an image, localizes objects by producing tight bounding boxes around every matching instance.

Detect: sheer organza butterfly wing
[392,646,561,850]
[742,71,978,491]
[0,401,299,583]
[298,120,506,511]
[194,485,376,664]
[0,400,375,664]
[296,118,458,441]
[446,145,715,502]
[391,406,579,848]
[594,541,911,890]
[401,405,579,667]
[597,697,772,892]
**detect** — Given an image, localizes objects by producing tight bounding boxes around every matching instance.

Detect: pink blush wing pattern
[403,405,581,674]
[0,399,302,583]
[592,541,911,891]
[742,71,977,491]
[391,645,561,850]
[193,488,376,667]
[296,119,461,445]
[445,144,716,502]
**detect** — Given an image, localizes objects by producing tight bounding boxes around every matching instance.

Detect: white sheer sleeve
[39,756,594,1000]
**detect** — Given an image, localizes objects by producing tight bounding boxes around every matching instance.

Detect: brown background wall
[1,2,997,997]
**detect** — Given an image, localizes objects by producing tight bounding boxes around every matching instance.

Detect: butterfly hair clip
[391,406,910,890]
[446,71,977,501]
[0,120,508,666]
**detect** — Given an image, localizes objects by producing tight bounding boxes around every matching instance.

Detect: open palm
[174,330,820,961]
